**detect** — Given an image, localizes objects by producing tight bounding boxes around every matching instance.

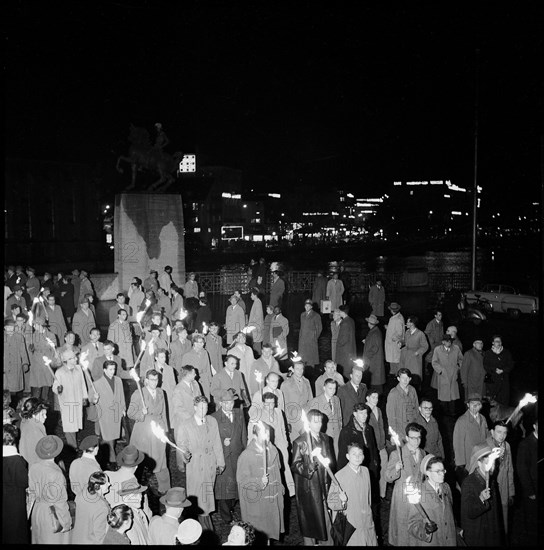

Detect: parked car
[463,284,539,318]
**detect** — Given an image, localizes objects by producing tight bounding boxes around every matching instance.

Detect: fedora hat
[160,487,191,508]
[177,519,202,544]
[388,302,401,313]
[465,392,483,404]
[118,479,148,496]
[219,388,238,402]
[35,435,64,460]
[116,444,145,467]
[304,298,313,305]
[468,442,493,474]
[365,314,380,325]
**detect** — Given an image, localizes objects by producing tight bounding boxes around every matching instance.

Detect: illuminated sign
[178,154,196,173]
[221,225,244,240]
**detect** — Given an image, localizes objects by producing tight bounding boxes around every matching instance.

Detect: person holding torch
[460,442,504,546]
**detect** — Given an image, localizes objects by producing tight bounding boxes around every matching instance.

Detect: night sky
[5,2,542,206]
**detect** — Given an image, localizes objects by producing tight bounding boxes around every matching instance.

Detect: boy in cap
[149,487,191,544]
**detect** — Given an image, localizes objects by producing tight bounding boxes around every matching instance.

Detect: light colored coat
[306,393,343,454]
[315,372,345,396]
[400,328,429,378]
[176,415,225,514]
[181,349,212,399]
[107,320,134,369]
[385,312,405,366]
[326,278,344,310]
[385,446,427,547]
[298,309,322,366]
[452,410,489,467]
[69,455,102,496]
[172,379,202,432]
[30,330,56,388]
[19,418,47,466]
[386,383,419,438]
[328,464,378,546]
[80,341,105,373]
[270,313,289,353]
[53,365,88,432]
[248,297,264,343]
[72,308,96,346]
[282,376,312,438]
[45,304,67,346]
[29,460,71,544]
[247,355,282,397]
[431,344,463,401]
[128,386,168,474]
[72,489,110,544]
[228,343,255,386]
[169,338,192,374]
[205,333,224,373]
[91,374,125,441]
[225,304,246,344]
[460,347,486,398]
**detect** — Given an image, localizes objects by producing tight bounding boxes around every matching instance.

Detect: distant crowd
[3,261,538,546]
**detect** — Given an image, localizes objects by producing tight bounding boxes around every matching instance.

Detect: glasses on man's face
[430,469,446,474]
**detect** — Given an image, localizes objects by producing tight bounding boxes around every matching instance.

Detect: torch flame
[28,310,34,326]
[202,322,209,335]
[80,350,89,370]
[151,420,169,444]
[179,309,188,320]
[257,420,269,442]
[485,447,502,472]
[254,371,263,385]
[129,368,140,382]
[241,325,256,334]
[404,476,422,504]
[32,297,40,305]
[136,310,145,324]
[166,325,172,337]
[291,351,303,363]
[43,356,52,366]
[353,359,364,368]
[273,339,285,358]
[311,447,331,468]
[388,426,402,447]
[45,336,56,349]
[301,409,311,434]
[148,341,155,356]
[139,340,147,352]
[520,393,538,408]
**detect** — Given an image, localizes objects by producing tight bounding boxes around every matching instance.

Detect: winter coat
[315,372,345,396]
[385,445,427,546]
[386,383,419,438]
[282,376,312,438]
[44,304,67,346]
[19,418,47,466]
[418,413,445,458]
[460,347,486,398]
[247,355,282,397]
[72,488,110,544]
[328,464,378,546]
[291,431,335,540]
[3,332,28,392]
[237,439,285,540]
[269,277,285,308]
[424,319,444,364]
[212,407,247,500]
[171,379,202,433]
[516,432,537,497]
[485,435,515,505]
[205,333,224,374]
[335,315,356,378]
[2,451,29,544]
[72,308,96,346]
[107,320,134,369]
[337,381,367,427]
[270,313,289,353]
[385,312,405,366]
[431,345,463,401]
[210,368,247,406]
[91,374,125,441]
[312,275,327,305]
[248,297,264,343]
[69,455,102,496]
[306,393,343,453]
[180,349,211,401]
[363,325,385,386]
[460,469,504,546]
[483,347,514,404]
[368,283,385,317]
[452,410,489,467]
[298,309,322,366]
[128,386,168,474]
[30,330,56,388]
[225,304,246,344]
[169,338,192,374]
[407,479,457,546]
[175,415,225,515]
[53,365,88,432]
[400,328,429,379]
[29,460,72,544]
[326,278,344,311]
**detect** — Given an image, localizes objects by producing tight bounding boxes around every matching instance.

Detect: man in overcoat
[282,361,312,439]
[386,367,419,439]
[362,314,385,393]
[335,306,356,379]
[247,343,282,397]
[337,363,366,427]
[399,315,429,389]
[4,319,29,406]
[368,279,385,318]
[431,335,463,418]
[385,302,404,377]
[172,365,202,437]
[298,298,322,369]
[291,408,335,545]
[212,388,247,522]
[460,338,485,399]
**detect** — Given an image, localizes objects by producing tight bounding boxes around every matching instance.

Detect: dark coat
[212,407,247,500]
[291,431,335,540]
[335,315,357,378]
[2,453,29,544]
[57,281,75,318]
[337,381,367,427]
[298,309,322,366]
[362,325,385,386]
[516,432,537,497]
[483,348,514,404]
[460,469,504,546]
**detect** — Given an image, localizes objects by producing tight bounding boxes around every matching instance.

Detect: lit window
[194,228,201,233]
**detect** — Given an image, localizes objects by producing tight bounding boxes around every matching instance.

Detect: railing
[193,270,473,295]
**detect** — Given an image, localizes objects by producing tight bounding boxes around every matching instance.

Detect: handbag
[320,299,332,314]
[49,505,63,533]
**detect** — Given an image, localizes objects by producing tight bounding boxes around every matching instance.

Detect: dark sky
[5,1,543,204]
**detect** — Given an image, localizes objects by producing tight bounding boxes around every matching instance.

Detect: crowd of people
[2,262,538,546]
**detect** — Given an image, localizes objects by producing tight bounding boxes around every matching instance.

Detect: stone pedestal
[114,194,186,292]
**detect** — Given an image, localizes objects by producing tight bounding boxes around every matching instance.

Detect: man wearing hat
[363,313,385,394]
[69,435,101,496]
[118,479,151,545]
[212,388,247,522]
[368,279,385,319]
[431,334,463,419]
[143,269,160,293]
[407,454,457,546]
[337,362,367,427]
[452,393,489,487]
[326,271,344,312]
[148,487,191,544]
[269,267,285,308]
[29,435,72,543]
[225,294,246,345]
[29,316,56,402]
[298,298,323,370]
[460,339,485,400]
[384,302,404,378]
[460,443,504,546]
[4,318,29,407]
[5,284,27,317]
[25,267,40,302]
[105,444,145,507]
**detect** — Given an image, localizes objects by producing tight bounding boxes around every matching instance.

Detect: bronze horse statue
[116,124,183,191]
